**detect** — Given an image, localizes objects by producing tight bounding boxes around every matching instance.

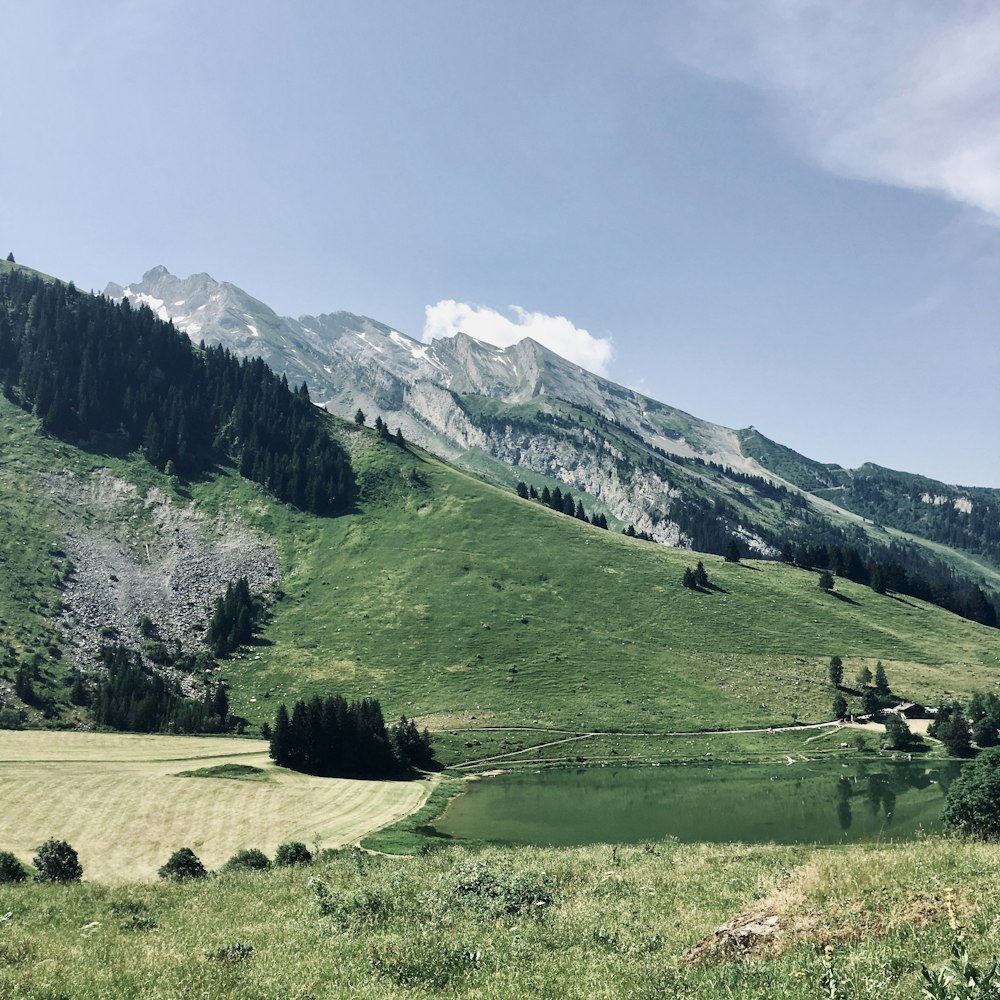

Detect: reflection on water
[433,760,963,847]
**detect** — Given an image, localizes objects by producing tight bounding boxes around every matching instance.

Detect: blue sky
[2,1,998,486]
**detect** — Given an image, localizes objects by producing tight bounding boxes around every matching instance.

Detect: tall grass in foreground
[1,837,999,999]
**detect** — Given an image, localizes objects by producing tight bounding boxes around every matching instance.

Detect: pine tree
[828,655,844,688]
[516,481,529,499]
[694,561,709,588]
[724,539,741,563]
[354,408,365,425]
[270,703,292,767]
[874,661,890,696]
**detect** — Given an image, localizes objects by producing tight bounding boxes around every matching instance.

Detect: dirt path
[449,721,842,770]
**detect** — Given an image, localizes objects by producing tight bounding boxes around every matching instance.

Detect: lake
[431,759,962,846]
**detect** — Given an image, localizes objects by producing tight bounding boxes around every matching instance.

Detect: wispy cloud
[667,1,1000,217]
[422,300,614,375]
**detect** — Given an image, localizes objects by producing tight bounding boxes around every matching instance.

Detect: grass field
[0,731,431,882]
[2,834,999,998]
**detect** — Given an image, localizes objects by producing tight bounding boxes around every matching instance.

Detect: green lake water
[432,760,962,846]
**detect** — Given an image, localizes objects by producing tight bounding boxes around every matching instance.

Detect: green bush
[0,850,27,883]
[274,841,312,867]
[158,847,208,881]
[221,848,270,873]
[943,746,1000,840]
[32,838,83,883]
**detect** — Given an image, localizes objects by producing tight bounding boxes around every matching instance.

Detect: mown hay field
[0,731,431,881]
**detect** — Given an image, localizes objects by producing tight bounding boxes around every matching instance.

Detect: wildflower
[945,888,960,934]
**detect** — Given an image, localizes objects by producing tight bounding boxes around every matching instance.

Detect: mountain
[0,257,996,738]
[106,268,1000,615]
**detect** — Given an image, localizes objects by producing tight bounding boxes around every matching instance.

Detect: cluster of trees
[205,577,262,658]
[0,269,353,515]
[930,694,1000,758]
[782,537,998,629]
[90,645,233,734]
[269,696,436,778]
[829,656,894,721]
[681,561,709,590]
[623,524,654,541]
[372,415,406,446]
[515,481,609,530]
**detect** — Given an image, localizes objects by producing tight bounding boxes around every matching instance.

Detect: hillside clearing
[0,731,431,881]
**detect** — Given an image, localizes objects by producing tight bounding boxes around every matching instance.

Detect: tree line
[0,268,353,515]
[782,538,997,628]
[269,696,436,778]
[515,481,609,530]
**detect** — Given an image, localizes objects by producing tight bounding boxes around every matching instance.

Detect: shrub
[0,850,27,883]
[32,838,83,883]
[221,848,270,873]
[158,847,207,880]
[274,841,312,867]
[0,707,24,729]
[943,746,1000,840]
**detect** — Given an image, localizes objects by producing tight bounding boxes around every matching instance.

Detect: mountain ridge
[105,267,1000,609]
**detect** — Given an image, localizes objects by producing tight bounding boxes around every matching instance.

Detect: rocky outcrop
[43,470,280,670]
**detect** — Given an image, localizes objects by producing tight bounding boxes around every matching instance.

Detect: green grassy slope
[1,397,997,737]
[220,429,1000,735]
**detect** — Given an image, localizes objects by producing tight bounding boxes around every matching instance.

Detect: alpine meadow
[1,255,1000,1000]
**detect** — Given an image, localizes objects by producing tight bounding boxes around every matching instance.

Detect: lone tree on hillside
[32,838,82,883]
[819,570,835,592]
[6,252,14,263]
[828,655,844,688]
[943,746,1000,839]
[353,408,365,426]
[694,561,709,588]
[724,539,741,563]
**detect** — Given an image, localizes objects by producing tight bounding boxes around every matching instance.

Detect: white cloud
[666,1,1000,217]
[422,300,614,375]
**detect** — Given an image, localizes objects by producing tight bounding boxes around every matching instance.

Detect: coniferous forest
[90,645,233,734]
[0,268,353,515]
[269,696,437,778]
